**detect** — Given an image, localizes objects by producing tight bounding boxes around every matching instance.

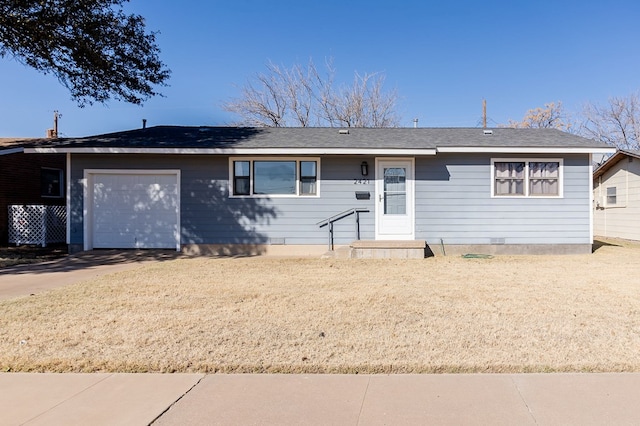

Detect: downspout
[599,175,606,237]
[626,158,629,206]
[589,154,594,245]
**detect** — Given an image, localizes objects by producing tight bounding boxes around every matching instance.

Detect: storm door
[375,159,415,239]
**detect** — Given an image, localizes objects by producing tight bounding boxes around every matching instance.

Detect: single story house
[0,138,66,246]
[593,149,640,241]
[26,126,614,256]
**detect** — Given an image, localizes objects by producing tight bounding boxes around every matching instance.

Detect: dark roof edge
[593,149,640,179]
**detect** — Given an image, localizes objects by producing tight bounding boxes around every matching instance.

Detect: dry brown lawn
[2,238,640,373]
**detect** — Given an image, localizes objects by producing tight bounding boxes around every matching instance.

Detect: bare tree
[223,59,400,128]
[320,72,399,128]
[222,62,287,127]
[285,61,316,127]
[505,101,573,131]
[580,93,640,150]
[362,73,399,128]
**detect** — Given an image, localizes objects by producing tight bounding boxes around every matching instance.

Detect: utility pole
[482,100,487,128]
[46,110,61,138]
[53,110,59,138]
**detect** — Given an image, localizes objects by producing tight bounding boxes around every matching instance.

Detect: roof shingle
[24,126,613,151]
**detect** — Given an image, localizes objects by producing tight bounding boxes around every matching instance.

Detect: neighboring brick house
[0,138,66,245]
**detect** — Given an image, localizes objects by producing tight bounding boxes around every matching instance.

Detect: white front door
[375,158,415,240]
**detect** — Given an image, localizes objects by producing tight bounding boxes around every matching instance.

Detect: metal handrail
[317,208,369,251]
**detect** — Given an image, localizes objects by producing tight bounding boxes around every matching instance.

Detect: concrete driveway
[0,250,181,300]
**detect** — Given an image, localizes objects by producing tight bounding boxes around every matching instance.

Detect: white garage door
[90,172,179,249]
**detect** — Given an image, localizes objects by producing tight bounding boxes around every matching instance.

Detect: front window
[299,161,317,195]
[233,161,250,195]
[492,159,562,197]
[254,161,296,194]
[230,158,320,197]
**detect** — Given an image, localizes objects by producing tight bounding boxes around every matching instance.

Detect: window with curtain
[494,162,525,196]
[493,159,562,197]
[529,162,559,196]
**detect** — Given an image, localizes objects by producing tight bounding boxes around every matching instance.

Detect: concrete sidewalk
[2,373,640,425]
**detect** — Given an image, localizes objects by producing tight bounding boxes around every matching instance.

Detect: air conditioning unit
[594,196,604,210]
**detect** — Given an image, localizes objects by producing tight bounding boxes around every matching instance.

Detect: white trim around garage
[83,169,181,251]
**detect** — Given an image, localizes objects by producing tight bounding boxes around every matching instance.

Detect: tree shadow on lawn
[0,248,182,276]
[0,243,68,267]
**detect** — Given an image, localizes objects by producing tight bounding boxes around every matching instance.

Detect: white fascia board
[0,147,24,155]
[437,147,617,154]
[26,145,615,155]
[26,147,438,155]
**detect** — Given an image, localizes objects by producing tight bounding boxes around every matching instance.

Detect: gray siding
[69,152,591,247]
[415,154,591,245]
[182,155,374,245]
[69,154,374,247]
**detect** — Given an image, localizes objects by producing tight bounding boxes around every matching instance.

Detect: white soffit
[26,146,615,155]
[437,147,617,154]
[26,147,438,155]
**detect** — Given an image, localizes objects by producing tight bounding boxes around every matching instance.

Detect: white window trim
[228,157,321,198]
[605,186,618,207]
[491,158,564,198]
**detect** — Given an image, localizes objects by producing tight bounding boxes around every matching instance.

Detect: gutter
[0,147,24,155]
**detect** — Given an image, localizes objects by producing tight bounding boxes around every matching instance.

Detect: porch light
[361,161,369,176]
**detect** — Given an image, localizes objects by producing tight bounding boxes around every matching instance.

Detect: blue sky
[2,0,639,137]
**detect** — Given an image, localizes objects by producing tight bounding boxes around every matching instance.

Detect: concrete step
[349,240,427,259]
